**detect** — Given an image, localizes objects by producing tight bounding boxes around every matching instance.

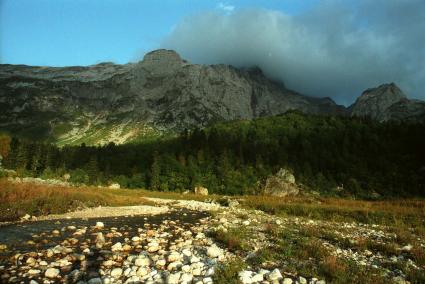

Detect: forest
[1,111,424,198]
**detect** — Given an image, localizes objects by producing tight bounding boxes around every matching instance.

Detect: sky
[1,0,424,104]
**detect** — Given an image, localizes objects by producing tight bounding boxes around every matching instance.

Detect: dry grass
[0,179,156,221]
[242,195,425,229]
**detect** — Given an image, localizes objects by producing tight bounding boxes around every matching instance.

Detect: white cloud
[161,0,425,105]
[217,2,235,13]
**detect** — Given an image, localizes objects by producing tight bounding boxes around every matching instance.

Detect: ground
[0,179,424,283]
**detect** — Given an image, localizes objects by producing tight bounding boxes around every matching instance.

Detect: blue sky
[0,0,319,66]
[1,0,423,103]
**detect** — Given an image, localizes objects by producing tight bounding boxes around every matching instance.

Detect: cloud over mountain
[161,0,425,105]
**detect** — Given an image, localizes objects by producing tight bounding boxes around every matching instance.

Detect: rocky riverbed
[0,197,423,283]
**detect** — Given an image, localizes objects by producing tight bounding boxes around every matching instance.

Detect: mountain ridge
[0,49,424,145]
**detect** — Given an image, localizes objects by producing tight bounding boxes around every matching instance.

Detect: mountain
[0,49,346,145]
[1,49,424,146]
[350,83,425,122]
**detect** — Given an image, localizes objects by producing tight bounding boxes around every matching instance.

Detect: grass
[209,227,250,252]
[242,195,425,230]
[213,258,247,284]
[0,178,217,222]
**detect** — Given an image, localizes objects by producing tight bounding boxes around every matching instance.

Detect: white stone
[207,244,222,258]
[167,272,181,284]
[267,269,283,281]
[135,257,150,267]
[111,242,123,251]
[28,269,41,275]
[242,220,250,226]
[45,268,60,278]
[156,259,166,267]
[239,271,253,283]
[181,273,193,283]
[137,267,149,277]
[401,244,413,251]
[283,278,293,284]
[167,252,181,262]
[95,222,104,228]
[251,273,264,282]
[111,268,123,278]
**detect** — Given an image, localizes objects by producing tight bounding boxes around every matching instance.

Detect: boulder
[108,183,121,189]
[263,168,299,197]
[194,186,208,196]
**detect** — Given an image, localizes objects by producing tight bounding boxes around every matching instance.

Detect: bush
[69,168,89,185]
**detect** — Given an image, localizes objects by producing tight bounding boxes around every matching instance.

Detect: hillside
[2,112,424,198]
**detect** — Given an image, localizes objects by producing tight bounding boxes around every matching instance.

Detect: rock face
[350,83,425,122]
[263,168,299,197]
[0,49,347,145]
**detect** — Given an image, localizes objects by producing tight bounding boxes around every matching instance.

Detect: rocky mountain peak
[350,83,407,120]
[139,49,186,76]
[360,82,406,100]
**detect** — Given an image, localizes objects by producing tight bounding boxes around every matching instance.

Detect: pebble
[95,222,104,228]
[45,268,60,278]
[111,268,123,278]
[267,268,283,281]
[207,244,222,258]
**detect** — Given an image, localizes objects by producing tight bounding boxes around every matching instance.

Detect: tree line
[1,111,424,197]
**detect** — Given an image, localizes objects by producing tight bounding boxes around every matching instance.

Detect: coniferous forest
[1,112,424,197]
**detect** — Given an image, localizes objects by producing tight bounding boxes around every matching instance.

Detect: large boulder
[263,168,299,197]
[194,186,208,196]
[108,183,121,189]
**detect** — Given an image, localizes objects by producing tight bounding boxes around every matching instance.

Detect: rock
[266,269,283,281]
[135,257,150,267]
[242,220,250,226]
[181,273,193,282]
[263,168,299,197]
[45,268,60,278]
[207,244,222,258]
[167,272,181,284]
[401,244,412,252]
[27,269,41,275]
[194,186,208,196]
[239,271,253,283]
[167,252,181,262]
[26,257,36,266]
[251,273,264,282]
[88,277,103,284]
[109,183,121,189]
[111,268,123,278]
[283,277,293,284]
[111,242,123,251]
[298,276,307,284]
[156,259,166,267]
[95,232,105,248]
[21,214,31,221]
[95,222,104,228]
